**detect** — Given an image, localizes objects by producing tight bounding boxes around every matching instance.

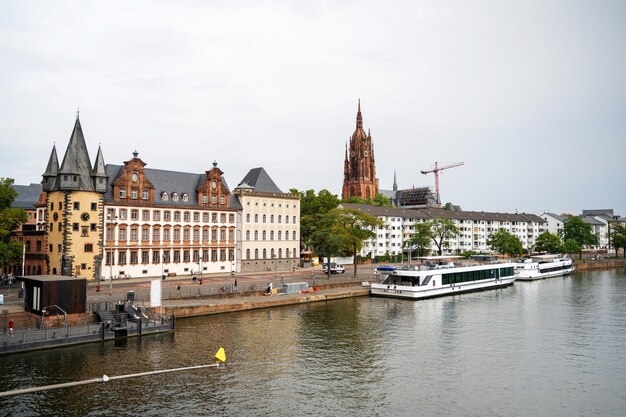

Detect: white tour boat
[370,256,517,300]
[515,254,574,281]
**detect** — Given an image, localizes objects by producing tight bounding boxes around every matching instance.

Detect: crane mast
[421,161,464,206]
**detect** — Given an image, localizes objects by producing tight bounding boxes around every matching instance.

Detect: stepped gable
[238,167,283,194]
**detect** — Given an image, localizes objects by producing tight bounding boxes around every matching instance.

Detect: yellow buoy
[214,347,226,363]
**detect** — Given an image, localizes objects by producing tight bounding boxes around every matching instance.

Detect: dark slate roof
[582,209,613,217]
[340,203,431,220]
[42,144,59,177]
[91,145,107,178]
[581,216,605,226]
[11,184,42,209]
[237,168,282,193]
[55,118,95,191]
[343,203,546,224]
[104,165,241,210]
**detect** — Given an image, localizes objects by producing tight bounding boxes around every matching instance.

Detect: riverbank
[158,282,370,318]
[573,258,626,271]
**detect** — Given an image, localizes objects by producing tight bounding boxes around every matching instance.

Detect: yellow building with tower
[42,116,108,278]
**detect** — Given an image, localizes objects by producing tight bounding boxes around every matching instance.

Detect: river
[1,269,625,416]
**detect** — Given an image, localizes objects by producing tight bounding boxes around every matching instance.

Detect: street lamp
[106,214,118,296]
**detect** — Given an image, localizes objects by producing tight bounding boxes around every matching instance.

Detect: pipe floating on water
[0,348,227,398]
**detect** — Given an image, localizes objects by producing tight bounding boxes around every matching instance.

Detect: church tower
[42,115,108,278]
[342,100,379,200]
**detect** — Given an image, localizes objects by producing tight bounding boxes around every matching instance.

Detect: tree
[291,188,340,251]
[534,232,563,254]
[429,218,459,256]
[341,193,392,207]
[609,223,626,258]
[560,217,598,259]
[372,193,393,207]
[332,207,383,277]
[487,230,524,256]
[0,178,28,271]
[308,210,345,276]
[404,221,432,259]
[562,239,581,257]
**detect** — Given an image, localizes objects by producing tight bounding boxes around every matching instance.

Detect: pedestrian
[267,282,272,295]
[234,278,238,291]
[8,319,14,337]
[177,284,181,297]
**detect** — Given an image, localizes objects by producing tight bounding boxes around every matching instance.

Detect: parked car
[322,263,346,274]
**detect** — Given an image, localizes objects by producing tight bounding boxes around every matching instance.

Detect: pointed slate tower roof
[91,145,107,178]
[57,117,94,191]
[42,144,59,192]
[237,167,282,193]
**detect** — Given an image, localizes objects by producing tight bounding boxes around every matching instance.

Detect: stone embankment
[159,282,370,318]
[573,258,626,271]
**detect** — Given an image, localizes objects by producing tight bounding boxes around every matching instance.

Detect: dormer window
[220,196,225,205]
[202,195,208,204]
[119,188,126,198]
[182,193,189,202]
[162,192,169,201]
[172,193,179,201]
[142,189,149,199]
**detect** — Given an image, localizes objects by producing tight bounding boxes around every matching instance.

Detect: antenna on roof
[76,107,80,119]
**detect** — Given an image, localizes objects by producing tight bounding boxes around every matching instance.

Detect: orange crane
[421,161,464,206]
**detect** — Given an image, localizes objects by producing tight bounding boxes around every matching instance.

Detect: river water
[1,269,625,417]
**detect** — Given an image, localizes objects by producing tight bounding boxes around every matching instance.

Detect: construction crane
[421,161,464,206]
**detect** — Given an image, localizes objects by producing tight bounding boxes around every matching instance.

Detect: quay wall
[161,286,370,318]
[573,259,626,271]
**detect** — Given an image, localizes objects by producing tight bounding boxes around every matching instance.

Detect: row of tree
[0,178,28,271]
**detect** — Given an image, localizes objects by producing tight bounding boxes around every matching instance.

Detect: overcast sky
[1,1,624,216]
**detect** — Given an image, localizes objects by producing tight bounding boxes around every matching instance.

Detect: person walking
[234,278,238,291]
[8,319,14,337]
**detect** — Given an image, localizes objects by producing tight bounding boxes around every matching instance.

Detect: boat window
[421,275,433,286]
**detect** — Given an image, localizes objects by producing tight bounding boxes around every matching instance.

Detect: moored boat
[370,256,517,300]
[515,254,574,281]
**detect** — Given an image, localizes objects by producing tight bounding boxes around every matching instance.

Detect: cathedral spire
[356,98,363,129]
[393,170,397,192]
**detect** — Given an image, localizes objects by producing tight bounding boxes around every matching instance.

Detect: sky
[1,0,625,216]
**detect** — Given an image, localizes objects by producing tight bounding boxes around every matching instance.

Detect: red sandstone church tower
[342,100,379,200]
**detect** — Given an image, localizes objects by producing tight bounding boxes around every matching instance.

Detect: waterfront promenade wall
[573,258,626,271]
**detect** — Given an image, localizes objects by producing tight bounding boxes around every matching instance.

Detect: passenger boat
[370,256,517,300]
[515,255,574,281]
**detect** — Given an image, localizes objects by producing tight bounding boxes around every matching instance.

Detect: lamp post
[106,214,118,296]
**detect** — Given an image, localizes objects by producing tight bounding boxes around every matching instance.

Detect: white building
[341,204,546,257]
[233,168,300,273]
[540,212,566,236]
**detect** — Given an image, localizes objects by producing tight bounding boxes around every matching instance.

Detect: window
[228,229,234,241]
[182,193,189,202]
[255,249,259,259]
[278,231,282,240]
[246,230,250,240]
[293,216,296,223]
[131,209,138,220]
[183,250,190,262]
[263,249,267,259]
[163,228,170,241]
[212,213,217,222]
[193,212,199,222]
[182,211,190,222]
[73,202,80,210]
[193,250,199,262]
[202,195,208,204]
[50,202,54,210]
[173,228,180,241]
[84,243,93,252]
[142,251,149,264]
[228,214,234,223]
[172,193,179,201]
[193,229,199,241]
[142,210,150,221]
[91,202,97,211]
[202,228,208,242]
[211,229,217,241]
[119,188,126,198]
[270,230,274,240]
[174,211,181,221]
[49,223,53,232]
[164,211,171,221]
[142,228,149,241]
[211,196,217,204]
[183,228,190,241]
[119,251,127,265]
[91,223,97,232]
[153,210,160,221]
[262,230,266,240]
[203,213,209,222]
[254,230,258,240]
[220,213,226,223]
[131,188,138,199]
[162,192,169,201]
[142,189,149,200]
[130,251,138,264]
[220,230,226,241]
[153,250,160,263]
[229,250,234,261]
[163,250,170,263]
[246,214,251,222]
[246,249,250,259]
[293,231,296,240]
[220,250,226,261]
[263,214,267,223]
[73,223,79,231]
[153,228,160,241]
[131,228,138,241]
[220,196,225,204]
[211,250,217,261]
[173,250,180,262]
[255,214,259,223]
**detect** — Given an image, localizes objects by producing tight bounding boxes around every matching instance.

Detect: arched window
[246,249,250,260]
[285,232,289,240]
[285,215,289,224]
[162,192,169,201]
[270,215,274,223]
[293,231,296,240]
[246,213,250,222]
[172,193,179,201]
[246,230,250,240]
[292,216,296,223]
[262,214,267,223]
[255,249,259,259]
[255,214,259,223]
[270,230,274,240]
[182,193,189,202]
[254,230,258,240]
[278,248,282,258]
[278,231,282,240]
[278,215,282,223]
[270,248,274,258]
[262,249,267,259]
[262,230,266,240]
[286,249,291,258]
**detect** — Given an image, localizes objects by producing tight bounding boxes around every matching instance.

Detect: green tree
[291,188,340,251]
[429,218,459,256]
[534,232,563,254]
[487,230,524,256]
[560,217,598,259]
[308,210,345,275]
[404,221,432,259]
[609,223,626,258]
[0,178,28,271]
[562,239,581,257]
[332,207,383,276]
[341,193,392,207]
[372,193,393,207]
